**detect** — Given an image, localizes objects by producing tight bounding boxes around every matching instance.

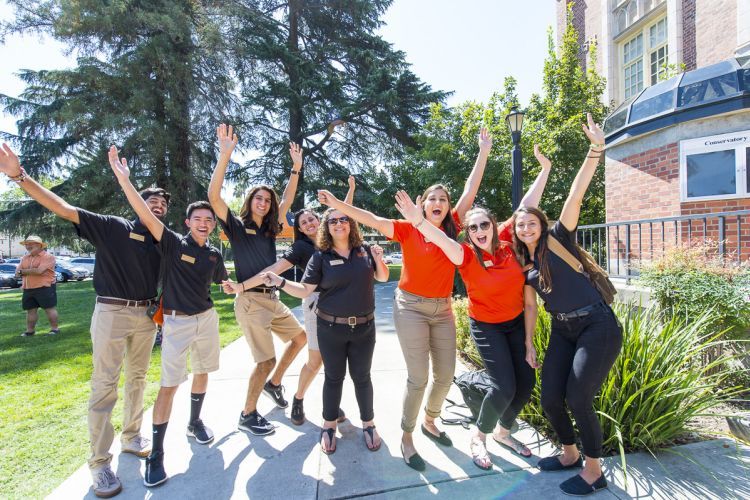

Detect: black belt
[97,297,157,307]
[551,302,606,321]
[315,308,374,326]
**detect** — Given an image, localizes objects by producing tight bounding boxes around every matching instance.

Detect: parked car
[69,257,95,275]
[0,266,21,288]
[55,263,87,282]
[384,253,403,265]
[4,258,20,264]
[55,271,64,283]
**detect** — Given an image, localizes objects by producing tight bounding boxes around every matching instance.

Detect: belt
[97,297,157,307]
[397,289,450,303]
[163,309,190,316]
[551,302,606,321]
[245,287,277,295]
[315,308,375,326]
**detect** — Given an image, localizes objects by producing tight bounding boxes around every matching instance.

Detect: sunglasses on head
[467,221,492,233]
[327,216,350,226]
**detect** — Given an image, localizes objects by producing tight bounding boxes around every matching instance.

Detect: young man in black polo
[109,146,228,488]
[0,143,167,498]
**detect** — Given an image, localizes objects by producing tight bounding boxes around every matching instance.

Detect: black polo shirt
[302,244,376,317]
[525,221,602,313]
[74,209,160,300]
[218,209,276,282]
[159,228,228,315]
[282,237,315,270]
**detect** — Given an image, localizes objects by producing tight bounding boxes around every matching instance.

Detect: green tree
[0,0,238,242]
[229,0,446,208]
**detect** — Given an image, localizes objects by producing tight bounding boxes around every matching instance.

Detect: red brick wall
[682,0,696,71]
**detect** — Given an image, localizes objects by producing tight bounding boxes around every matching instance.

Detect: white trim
[679,130,750,202]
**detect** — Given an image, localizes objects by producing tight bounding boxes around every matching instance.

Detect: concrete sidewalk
[49,282,750,499]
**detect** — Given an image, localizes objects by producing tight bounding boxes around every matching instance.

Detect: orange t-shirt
[18,251,56,289]
[457,241,524,323]
[389,211,462,298]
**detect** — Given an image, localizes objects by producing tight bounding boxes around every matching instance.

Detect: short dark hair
[140,187,171,205]
[186,201,215,219]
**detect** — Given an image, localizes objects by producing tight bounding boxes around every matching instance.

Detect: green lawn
[0,280,299,499]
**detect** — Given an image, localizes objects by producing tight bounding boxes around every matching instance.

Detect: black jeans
[316,317,376,422]
[541,303,622,459]
[470,314,536,434]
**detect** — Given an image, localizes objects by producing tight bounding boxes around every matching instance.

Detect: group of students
[0,112,621,498]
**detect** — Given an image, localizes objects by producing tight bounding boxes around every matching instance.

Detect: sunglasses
[327,216,350,226]
[467,221,492,233]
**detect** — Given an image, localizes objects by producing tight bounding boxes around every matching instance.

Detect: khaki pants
[393,288,456,433]
[88,301,156,469]
[235,291,303,362]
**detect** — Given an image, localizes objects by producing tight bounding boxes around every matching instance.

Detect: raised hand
[289,142,303,169]
[348,175,356,191]
[217,124,238,158]
[317,189,340,207]
[261,271,283,287]
[582,112,605,147]
[370,244,384,261]
[0,143,22,177]
[394,190,423,226]
[108,146,130,180]
[478,127,492,152]
[533,144,552,171]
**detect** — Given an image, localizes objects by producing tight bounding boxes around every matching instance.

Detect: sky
[0,0,557,192]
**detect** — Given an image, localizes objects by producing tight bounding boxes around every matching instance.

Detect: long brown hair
[292,208,318,243]
[316,208,363,251]
[511,206,553,293]
[464,206,500,269]
[421,184,459,240]
[240,186,281,237]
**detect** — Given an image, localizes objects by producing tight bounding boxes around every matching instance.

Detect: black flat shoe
[400,443,426,471]
[538,454,584,471]
[559,474,608,496]
[421,424,452,447]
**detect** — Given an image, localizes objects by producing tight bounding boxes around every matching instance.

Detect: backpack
[440,370,494,427]
[547,235,617,305]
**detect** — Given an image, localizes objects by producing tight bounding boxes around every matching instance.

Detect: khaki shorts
[160,308,220,387]
[235,291,303,362]
[302,292,320,351]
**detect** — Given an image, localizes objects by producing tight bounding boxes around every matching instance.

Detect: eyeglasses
[467,221,492,233]
[327,216,350,226]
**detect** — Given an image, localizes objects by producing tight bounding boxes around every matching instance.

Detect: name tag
[129,232,145,242]
[330,259,344,266]
[181,254,196,264]
[245,228,257,235]
[483,260,494,267]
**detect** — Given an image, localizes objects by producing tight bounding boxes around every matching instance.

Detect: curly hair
[240,186,281,237]
[316,208,363,251]
[421,184,459,240]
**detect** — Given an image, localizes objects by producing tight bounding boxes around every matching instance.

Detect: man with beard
[0,143,168,498]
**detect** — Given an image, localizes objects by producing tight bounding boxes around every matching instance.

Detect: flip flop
[363,425,381,452]
[320,428,336,455]
[470,438,493,471]
[493,434,532,457]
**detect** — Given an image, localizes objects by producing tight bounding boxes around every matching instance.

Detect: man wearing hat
[0,143,167,498]
[16,235,59,336]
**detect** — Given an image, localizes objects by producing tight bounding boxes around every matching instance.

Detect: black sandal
[363,425,381,452]
[320,428,336,455]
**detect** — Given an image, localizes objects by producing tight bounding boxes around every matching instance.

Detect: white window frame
[680,130,750,202]
[618,13,669,102]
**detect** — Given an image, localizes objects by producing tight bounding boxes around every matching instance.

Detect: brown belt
[245,287,276,295]
[97,297,156,307]
[163,309,190,316]
[315,308,375,326]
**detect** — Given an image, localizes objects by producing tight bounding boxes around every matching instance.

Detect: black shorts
[22,285,57,310]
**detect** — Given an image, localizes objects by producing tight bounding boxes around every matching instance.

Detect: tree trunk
[288,0,304,210]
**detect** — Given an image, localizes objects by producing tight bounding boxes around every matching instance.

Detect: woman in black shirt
[512,114,622,497]
[264,208,389,454]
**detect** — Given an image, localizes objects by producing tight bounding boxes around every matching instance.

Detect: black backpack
[441,370,494,428]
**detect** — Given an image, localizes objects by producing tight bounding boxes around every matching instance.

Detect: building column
[667,0,684,68]
[737,0,750,58]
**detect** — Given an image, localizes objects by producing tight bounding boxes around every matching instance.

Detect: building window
[620,15,668,100]
[623,34,644,99]
[680,131,750,202]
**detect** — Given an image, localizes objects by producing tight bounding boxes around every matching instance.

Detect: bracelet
[9,168,27,183]
[590,144,605,151]
[290,170,300,175]
[279,278,287,289]
[414,218,425,229]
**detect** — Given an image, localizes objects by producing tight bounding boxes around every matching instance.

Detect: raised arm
[370,244,389,282]
[518,144,553,209]
[262,271,317,299]
[394,190,464,265]
[277,142,303,227]
[454,127,492,223]
[318,189,394,239]
[222,258,294,294]
[523,286,540,369]
[344,175,356,205]
[109,146,164,241]
[559,113,605,231]
[208,124,238,223]
[0,143,79,224]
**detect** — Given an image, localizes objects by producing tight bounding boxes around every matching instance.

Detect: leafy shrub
[453,297,482,366]
[453,301,746,454]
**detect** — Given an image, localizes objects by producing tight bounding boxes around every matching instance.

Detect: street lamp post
[506,107,525,211]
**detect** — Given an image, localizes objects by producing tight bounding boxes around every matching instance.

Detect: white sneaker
[91,465,122,498]
[121,435,151,458]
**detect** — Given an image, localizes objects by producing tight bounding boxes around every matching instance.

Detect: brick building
[557,0,750,273]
